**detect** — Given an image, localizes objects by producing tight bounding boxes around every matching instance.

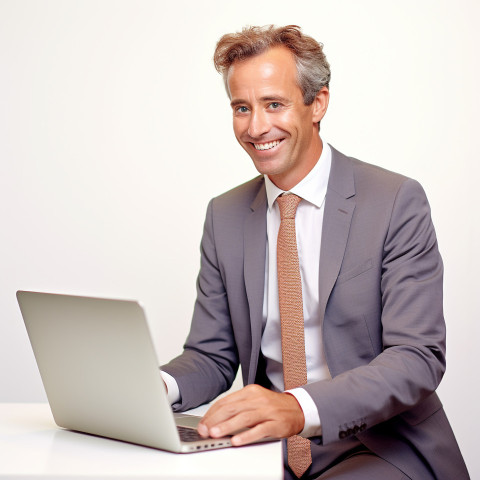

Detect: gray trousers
[282,439,421,480]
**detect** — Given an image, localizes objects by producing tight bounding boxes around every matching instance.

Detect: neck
[268,137,323,191]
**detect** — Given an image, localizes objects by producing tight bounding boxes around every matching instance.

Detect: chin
[252,162,284,178]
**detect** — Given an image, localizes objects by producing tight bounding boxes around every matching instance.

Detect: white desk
[0,403,283,479]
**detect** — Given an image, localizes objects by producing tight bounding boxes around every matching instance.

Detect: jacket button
[353,425,360,434]
[339,431,347,439]
[360,423,367,431]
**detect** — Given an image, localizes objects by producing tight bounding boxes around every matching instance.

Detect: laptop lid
[17,291,231,453]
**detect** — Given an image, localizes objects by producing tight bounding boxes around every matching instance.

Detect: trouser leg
[315,452,411,480]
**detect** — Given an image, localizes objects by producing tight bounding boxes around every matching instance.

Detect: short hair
[213,25,331,105]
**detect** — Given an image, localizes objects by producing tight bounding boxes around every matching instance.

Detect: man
[162,25,469,479]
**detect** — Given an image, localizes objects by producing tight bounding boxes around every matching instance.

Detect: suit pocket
[336,258,373,286]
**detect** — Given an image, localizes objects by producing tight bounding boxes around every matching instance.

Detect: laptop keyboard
[177,425,205,442]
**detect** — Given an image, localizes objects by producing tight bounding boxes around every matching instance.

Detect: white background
[1,0,478,476]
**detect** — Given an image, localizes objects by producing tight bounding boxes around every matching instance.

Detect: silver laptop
[17,290,233,453]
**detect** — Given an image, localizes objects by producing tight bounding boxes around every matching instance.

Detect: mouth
[252,140,282,151]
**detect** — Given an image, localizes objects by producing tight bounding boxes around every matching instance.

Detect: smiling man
[161,25,469,479]
[227,45,327,191]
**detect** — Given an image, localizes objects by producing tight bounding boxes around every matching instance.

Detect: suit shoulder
[331,146,421,196]
[351,158,428,205]
[351,156,410,186]
[211,175,265,212]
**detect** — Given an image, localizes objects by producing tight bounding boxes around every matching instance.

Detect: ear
[312,86,330,124]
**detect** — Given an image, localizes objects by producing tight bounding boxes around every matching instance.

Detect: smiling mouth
[252,140,282,151]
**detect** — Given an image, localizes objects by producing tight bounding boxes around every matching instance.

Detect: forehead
[226,46,300,98]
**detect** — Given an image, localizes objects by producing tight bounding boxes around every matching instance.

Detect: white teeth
[253,140,281,150]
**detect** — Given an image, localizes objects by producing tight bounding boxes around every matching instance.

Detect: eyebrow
[230,95,290,108]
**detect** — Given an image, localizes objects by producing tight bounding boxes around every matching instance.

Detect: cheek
[274,110,305,136]
[232,118,248,139]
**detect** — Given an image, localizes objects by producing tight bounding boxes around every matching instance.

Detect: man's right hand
[197,384,305,446]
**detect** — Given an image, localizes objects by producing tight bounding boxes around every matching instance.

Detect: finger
[230,421,274,446]
[197,402,239,437]
[208,408,263,438]
[198,398,254,437]
[197,422,209,437]
[200,399,242,428]
[199,388,260,431]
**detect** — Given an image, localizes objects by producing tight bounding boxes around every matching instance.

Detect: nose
[247,109,271,138]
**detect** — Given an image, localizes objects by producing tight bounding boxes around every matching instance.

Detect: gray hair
[213,25,331,105]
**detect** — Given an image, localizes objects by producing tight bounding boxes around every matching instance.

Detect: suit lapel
[319,147,356,312]
[244,182,268,384]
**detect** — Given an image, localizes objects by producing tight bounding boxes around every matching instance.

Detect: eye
[269,102,281,110]
[235,106,249,114]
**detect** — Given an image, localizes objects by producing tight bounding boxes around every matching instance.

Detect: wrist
[285,388,322,438]
[284,392,305,435]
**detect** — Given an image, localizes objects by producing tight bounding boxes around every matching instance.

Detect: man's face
[227,46,328,190]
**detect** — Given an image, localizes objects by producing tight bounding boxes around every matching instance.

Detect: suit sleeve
[161,199,239,411]
[303,178,446,445]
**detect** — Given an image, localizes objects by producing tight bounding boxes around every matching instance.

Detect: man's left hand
[197,384,305,445]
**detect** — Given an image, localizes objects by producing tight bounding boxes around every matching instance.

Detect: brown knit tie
[276,193,312,478]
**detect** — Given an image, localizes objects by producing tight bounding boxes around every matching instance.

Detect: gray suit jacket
[163,146,469,479]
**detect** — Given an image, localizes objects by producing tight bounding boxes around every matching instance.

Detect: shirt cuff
[161,370,181,405]
[286,387,322,438]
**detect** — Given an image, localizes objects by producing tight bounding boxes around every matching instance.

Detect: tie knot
[277,193,302,219]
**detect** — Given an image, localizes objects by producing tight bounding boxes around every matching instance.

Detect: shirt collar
[264,141,332,210]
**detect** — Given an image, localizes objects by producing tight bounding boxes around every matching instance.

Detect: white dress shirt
[163,142,332,438]
[261,142,331,437]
